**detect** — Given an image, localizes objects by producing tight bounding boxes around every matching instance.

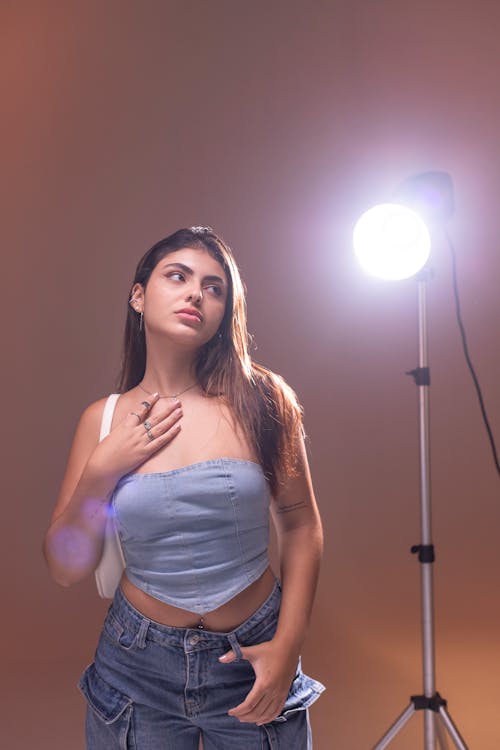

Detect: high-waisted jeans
[78,577,325,749]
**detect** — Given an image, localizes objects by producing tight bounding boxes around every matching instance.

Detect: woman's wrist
[271,629,305,655]
[81,457,120,498]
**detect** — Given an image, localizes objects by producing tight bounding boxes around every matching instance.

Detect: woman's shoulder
[82,387,149,435]
[81,392,119,419]
[76,391,126,438]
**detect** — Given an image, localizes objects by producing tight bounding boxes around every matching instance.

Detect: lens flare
[50,525,95,570]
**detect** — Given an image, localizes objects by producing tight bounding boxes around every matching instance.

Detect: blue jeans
[78,577,325,748]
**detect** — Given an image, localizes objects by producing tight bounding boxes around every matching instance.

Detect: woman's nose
[187,287,203,304]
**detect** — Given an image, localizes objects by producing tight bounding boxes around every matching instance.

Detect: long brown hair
[115,228,303,495]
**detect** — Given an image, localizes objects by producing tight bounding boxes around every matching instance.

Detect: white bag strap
[99,393,120,442]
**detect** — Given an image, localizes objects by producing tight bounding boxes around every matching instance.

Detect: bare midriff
[120,565,276,632]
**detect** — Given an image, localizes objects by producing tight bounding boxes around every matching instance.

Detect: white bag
[94,393,126,598]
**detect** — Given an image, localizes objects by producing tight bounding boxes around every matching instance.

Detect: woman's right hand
[43,393,184,586]
[86,393,183,486]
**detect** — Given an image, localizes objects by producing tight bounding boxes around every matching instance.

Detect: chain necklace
[137,381,198,400]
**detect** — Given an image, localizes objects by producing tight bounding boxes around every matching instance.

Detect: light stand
[371,270,469,750]
[353,175,471,749]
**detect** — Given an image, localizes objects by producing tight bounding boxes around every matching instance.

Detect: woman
[43,226,325,749]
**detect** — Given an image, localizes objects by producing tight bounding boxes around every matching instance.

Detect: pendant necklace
[138,381,198,400]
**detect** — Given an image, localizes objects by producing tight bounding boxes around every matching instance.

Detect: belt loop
[226,632,243,661]
[136,617,150,649]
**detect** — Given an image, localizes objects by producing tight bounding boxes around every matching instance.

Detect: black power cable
[445,228,500,476]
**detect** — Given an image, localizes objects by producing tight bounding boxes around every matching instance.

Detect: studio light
[353,203,431,280]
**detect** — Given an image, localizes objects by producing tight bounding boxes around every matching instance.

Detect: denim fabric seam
[222,459,254,585]
[172,472,205,612]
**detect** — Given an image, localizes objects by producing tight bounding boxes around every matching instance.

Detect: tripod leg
[435,717,450,750]
[372,704,415,750]
[438,707,469,750]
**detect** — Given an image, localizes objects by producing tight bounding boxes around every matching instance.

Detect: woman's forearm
[272,521,323,652]
[43,464,116,586]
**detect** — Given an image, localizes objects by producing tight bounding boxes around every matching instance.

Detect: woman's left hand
[218,639,299,725]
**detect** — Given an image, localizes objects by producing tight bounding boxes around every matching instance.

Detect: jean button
[188,634,200,646]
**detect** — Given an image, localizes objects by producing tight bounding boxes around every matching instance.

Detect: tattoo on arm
[276,500,308,514]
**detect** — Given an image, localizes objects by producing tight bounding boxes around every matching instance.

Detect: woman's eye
[205,284,223,297]
[168,272,184,281]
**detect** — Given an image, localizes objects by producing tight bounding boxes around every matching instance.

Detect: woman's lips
[176,310,203,324]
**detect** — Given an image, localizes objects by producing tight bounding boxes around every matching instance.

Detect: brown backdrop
[3,1,500,747]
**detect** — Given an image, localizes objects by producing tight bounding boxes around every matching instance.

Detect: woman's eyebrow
[162,261,225,285]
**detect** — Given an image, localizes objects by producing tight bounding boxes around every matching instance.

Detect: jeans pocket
[273,671,326,723]
[78,662,132,725]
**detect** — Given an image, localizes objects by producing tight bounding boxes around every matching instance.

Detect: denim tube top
[111,458,271,615]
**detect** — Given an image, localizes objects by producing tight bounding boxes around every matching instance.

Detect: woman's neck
[140,342,198,398]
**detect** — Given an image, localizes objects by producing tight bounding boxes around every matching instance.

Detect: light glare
[353,203,431,280]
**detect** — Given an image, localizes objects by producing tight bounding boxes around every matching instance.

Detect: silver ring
[141,400,151,409]
[143,420,152,430]
[146,429,154,441]
[131,412,141,423]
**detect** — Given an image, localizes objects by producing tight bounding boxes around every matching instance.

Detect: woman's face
[131,246,228,349]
